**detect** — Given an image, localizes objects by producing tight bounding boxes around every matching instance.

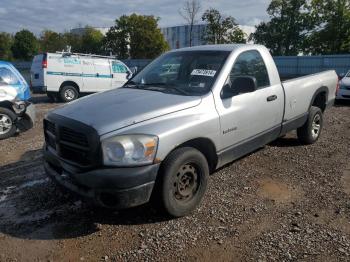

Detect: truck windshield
[124,51,230,96]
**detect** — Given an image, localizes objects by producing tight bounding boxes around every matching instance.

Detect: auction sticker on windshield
[191,69,216,77]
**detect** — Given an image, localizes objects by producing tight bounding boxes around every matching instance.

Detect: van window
[230,50,270,88]
[112,62,128,73]
[0,67,19,85]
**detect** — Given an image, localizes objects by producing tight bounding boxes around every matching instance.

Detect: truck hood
[52,88,202,135]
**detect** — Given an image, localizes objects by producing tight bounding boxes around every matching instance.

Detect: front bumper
[44,147,160,209]
[13,102,36,131]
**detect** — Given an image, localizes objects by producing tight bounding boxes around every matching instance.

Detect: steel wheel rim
[64,89,75,100]
[173,163,200,202]
[0,113,13,135]
[311,114,321,139]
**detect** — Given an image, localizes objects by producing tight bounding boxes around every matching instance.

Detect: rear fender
[309,86,328,111]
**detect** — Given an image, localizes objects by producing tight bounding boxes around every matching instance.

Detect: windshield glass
[125,51,230,96]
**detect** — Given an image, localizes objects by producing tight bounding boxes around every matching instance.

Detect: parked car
[30,52,132,102]
[0,61,35,140]
[43,44,337,217]
[336,70,350,100]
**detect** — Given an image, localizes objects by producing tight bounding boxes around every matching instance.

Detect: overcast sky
[0,0,270,35]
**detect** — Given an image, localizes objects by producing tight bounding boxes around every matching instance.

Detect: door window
[112,62,128,73]
[229,50,270,89]
[0,67,19,85]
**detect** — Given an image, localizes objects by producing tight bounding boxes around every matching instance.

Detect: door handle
[267,95,277,102]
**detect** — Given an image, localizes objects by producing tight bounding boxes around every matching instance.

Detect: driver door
[216,50,284,153]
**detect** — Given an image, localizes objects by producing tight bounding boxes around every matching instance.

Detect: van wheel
[60,86,79,102]
[297,106,323,144]
[47,92,58,102]
[0,108,17,140]
[157,147,209,217]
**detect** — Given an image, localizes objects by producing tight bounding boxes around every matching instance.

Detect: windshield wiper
[142,83,190,95]
[124,82,191,95]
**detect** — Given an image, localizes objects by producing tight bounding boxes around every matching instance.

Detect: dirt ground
[0,95,349,262]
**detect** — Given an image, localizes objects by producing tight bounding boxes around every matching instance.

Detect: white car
[337,70,350,101]
[30,52,132,102]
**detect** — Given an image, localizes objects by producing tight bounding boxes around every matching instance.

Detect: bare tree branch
[178,0,201,46]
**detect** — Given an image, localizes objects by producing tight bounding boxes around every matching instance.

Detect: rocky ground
[0,95,349,262]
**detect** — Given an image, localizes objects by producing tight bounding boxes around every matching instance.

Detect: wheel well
[60,81,80,93]
[176,138,218,173]
[312,91,327,112]
[0,101,14,111]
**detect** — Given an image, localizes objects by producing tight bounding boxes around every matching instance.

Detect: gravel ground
[0,95,349,261]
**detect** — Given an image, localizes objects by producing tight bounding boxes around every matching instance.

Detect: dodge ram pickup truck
[43,44,337,217]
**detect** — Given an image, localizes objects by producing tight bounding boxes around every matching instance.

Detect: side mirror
[130,67,138,75]
[221,76,257,99]
[126,71,132,80]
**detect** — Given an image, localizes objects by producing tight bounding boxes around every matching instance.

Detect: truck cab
[0,61,35,139]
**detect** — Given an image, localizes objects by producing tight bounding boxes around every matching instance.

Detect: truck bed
[281,70,337,121]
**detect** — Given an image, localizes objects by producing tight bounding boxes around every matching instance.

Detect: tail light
[42,53,48,69]
[336,80,340,95]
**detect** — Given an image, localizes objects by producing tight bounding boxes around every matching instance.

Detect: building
[161,24,207,50]
[161,24,256,49]
[70,27,110,36]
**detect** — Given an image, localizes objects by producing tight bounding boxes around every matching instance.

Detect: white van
[30,52,132,102]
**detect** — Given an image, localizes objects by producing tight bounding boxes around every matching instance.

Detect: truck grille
[44,117,100,168]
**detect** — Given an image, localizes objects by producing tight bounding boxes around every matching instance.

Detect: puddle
[257,178,298,203]
[341,169,350,196]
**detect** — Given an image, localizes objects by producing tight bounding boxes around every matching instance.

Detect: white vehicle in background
[336,70,350,101]
[30,52,133,102]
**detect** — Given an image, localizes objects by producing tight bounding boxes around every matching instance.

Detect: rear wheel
[297,106,323,144]
[60,85,79,102]
[156,147,209,217]
[0,107,17,140]
[47,92,58,102]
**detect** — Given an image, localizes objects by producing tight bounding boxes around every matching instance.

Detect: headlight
[102,134,158,166]
[340,85,347,90]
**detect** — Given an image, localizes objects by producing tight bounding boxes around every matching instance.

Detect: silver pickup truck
[43,44,338,217]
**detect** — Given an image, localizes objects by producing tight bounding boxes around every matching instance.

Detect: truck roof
[172,44,266,52]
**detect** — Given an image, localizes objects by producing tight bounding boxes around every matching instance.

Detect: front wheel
[297,106,323,144]
[60,86,79,102]
[156,147,209,217]
[0,107,17,140]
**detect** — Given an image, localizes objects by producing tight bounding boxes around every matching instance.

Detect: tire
[47,92,58,102]
[156,147,209,217]
[0,107,17,140]
[297,106,323,144]
[59,85,79,102]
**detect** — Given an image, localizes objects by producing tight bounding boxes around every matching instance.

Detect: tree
[104,14,169,59]
[250,0,311,56]
[306,0,350,54]
[201,8,246,44]
[12,29,39,60]
[80,27,104,54]
[179,0,201,46]
[40,30,66,52]
[0,33,13,60]
[62,32,83,53]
